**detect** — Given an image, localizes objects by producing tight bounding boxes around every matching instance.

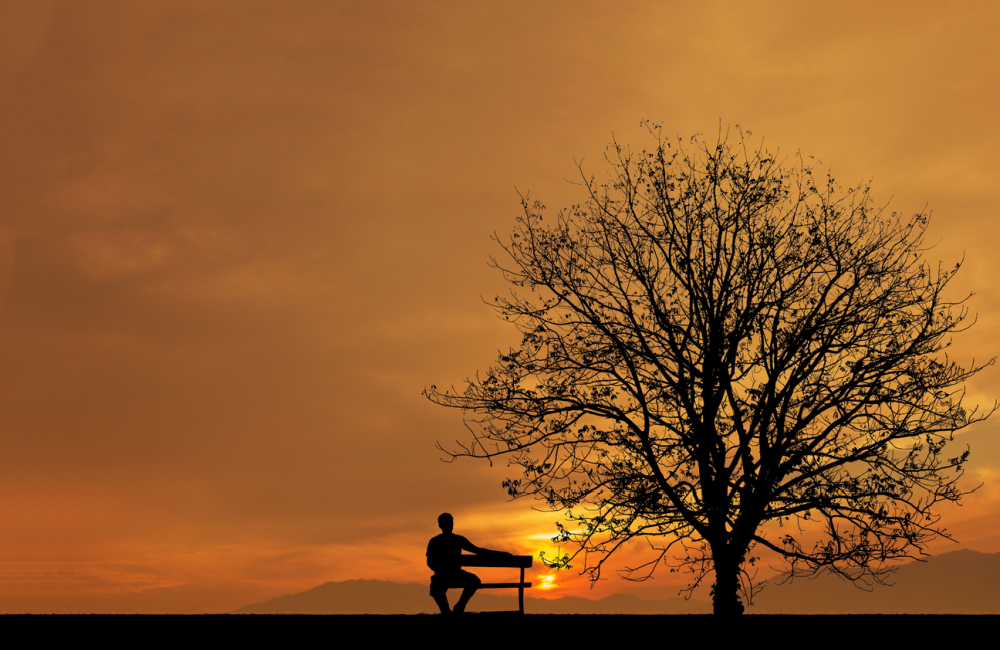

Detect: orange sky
[2,0,1000,613]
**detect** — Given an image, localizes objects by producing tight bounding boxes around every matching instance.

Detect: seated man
[427,512,511,614]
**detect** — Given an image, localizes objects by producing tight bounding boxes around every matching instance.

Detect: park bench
[459,554,533,614]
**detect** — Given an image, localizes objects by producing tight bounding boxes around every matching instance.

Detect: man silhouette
[427,512,511,614]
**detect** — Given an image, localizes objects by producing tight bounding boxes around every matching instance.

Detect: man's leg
[433,593,452,614]
[429,577,451,614]
[452,571,481,614]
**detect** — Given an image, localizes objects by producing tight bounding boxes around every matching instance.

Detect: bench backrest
[458,554,532,568]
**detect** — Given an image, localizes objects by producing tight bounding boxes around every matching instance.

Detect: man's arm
[460,536,512,556]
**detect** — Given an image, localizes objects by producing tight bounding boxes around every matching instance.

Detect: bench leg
[519,567,525,614]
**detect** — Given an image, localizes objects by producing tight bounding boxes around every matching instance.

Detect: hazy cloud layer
[1,0,999,612]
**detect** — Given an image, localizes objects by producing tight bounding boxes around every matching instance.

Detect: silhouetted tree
[425,125,994,615]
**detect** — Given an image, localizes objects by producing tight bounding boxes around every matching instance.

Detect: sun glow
[537,575,557,590]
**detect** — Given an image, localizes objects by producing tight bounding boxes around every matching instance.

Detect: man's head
[437,512,454,533]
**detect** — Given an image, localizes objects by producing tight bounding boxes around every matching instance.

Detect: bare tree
[425,125,994,614]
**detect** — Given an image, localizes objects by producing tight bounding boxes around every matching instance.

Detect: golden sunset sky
[2,0,1000,613]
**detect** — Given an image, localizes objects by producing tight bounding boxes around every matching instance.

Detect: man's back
[426,531,474,574]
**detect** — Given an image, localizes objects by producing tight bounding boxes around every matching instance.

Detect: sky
[1,0,1000,613]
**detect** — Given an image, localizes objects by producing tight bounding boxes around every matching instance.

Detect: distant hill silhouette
[234,550,1000,614]
[234,580,430,615]
[749,549,1000,614]
[232,579,711,614]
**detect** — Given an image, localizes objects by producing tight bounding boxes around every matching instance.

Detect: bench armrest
[458,554,533,568]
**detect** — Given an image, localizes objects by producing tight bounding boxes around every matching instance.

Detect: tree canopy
[425,125,994,614]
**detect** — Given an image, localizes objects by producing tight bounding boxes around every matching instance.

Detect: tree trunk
[711,553,745,615]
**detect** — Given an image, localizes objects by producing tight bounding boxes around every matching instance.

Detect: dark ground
[3,613,996,642]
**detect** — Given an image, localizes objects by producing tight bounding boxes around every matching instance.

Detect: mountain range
[751,548,1000,613]
[234,549,1000,614]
